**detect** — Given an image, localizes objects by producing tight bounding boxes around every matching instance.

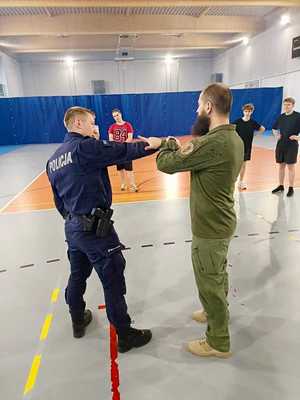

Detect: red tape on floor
[99,304,121,400]
[110,324,121,400]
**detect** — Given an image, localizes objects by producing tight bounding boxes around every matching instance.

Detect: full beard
[191,112,210,137]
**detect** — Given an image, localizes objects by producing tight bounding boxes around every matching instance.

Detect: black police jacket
[46,132,154,217]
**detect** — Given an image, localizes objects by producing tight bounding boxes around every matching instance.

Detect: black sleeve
[272,115,281,130]
[296,114,300,134]
[77,138,157,168]
[46,163,67,219]
[233,119,240,133]
[252,120,262,131]
[52,186,68,219]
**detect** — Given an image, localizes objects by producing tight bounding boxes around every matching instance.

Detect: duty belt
[68,208,114,238]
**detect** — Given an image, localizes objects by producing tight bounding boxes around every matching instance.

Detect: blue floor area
[0,145,24,156]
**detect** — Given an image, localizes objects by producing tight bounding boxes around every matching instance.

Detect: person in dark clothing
[234,103,265,190]
[272,97,300,197]
[46,106,155,352]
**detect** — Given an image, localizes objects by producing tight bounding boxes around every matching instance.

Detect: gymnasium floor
[1,135,300,400]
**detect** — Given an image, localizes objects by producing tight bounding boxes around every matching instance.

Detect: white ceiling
[0,5,275,17]
[0,1,297,61]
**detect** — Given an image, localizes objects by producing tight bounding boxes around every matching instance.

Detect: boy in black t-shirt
[272,97,300,197]
[234,103,265,189]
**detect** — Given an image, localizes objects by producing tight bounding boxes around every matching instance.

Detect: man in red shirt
[108,109,138,192]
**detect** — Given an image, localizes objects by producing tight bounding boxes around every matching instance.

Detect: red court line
[98,304,121,400]
[110,324,121,400]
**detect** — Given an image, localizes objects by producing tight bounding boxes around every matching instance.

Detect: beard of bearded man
[192,110,211,137]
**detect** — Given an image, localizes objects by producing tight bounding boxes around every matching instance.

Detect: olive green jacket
[156,124,244,239]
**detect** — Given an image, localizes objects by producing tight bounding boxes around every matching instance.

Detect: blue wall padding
[230,87,283,129]
[0,87,283,145]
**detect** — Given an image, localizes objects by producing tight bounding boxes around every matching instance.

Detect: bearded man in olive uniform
[141,83,243,358]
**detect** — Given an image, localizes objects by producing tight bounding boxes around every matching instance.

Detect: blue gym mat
[0,145,24,156]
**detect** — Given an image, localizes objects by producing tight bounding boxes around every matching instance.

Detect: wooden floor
[2,142,300,214]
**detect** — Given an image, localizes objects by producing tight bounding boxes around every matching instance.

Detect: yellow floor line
[51,288,60,303]
[23,355,42,395]
[23,285,61,396]
[40,314,53,341]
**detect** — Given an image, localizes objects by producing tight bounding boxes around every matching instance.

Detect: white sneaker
[120,184,127,191]
[130,184,138,192]
[238,181,247,190]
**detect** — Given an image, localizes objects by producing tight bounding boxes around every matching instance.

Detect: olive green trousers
[192,235,231,352]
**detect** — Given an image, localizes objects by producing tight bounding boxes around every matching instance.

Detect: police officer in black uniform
[46,106,154,353]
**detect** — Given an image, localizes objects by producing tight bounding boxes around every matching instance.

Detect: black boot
[287,187,294,197]
[118,327,152,353]
[72,309,92,338]
[272,185,284,194]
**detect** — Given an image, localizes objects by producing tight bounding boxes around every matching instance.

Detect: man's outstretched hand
[139,136,162,150]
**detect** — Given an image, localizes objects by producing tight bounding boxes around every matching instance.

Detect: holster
[81,215,97,232]
[92,208,114,238]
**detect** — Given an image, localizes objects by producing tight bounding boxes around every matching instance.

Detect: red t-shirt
[108,122,133,143]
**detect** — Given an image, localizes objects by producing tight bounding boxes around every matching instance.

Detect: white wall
[212,9,300,106]
[2,10,300,100]
[178,58,212,92]
[0,55,7,95]
[20,57,212,97]
[0,51,23,97]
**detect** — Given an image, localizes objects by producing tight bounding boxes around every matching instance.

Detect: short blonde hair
[242,103,255,112]
[64,106,95,130]
[284,97,295,105]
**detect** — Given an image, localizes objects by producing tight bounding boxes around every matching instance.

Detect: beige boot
[192,309,207,323]
[187,339,232,358]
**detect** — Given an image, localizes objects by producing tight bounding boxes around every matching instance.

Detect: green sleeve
[156,136,218,174]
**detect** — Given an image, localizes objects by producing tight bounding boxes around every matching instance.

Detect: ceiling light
[0,40,22,49]
[64,56,74,67]
[161,33,183,38]
[165,54,173,64]
[280,14,290,26]
[242,37,249,46]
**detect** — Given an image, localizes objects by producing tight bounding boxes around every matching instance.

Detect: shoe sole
[73,331,85,339]
[118,332,152,353]
[187,344,232,359]
[192,316,207,324]
[72,313,93,339]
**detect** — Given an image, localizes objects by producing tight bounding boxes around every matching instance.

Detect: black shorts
[242,141,253,161]
[275,142,299,164]
[244,146,252,161]
[116,161,133,171]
